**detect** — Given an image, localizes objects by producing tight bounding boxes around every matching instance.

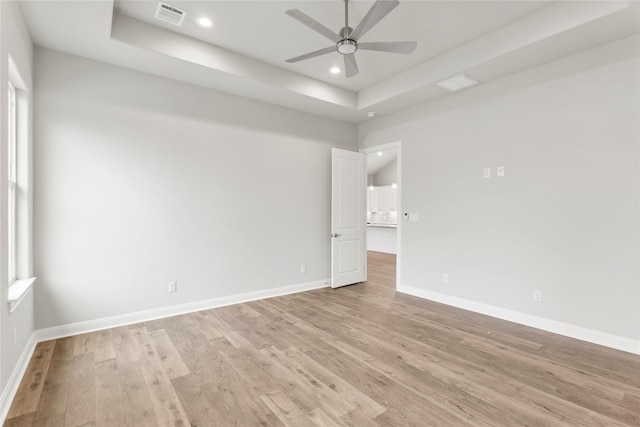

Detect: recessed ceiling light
[377,151,383,156]
[197,17,213,28]
[367,111,376,118]
[330,67,341,74]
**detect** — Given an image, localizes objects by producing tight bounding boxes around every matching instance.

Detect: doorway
[360,142,401,289]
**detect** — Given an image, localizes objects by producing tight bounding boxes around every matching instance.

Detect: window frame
[8,81,17,285]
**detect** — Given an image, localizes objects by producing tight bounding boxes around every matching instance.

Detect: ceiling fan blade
[349,0,399,41]
[285,9,341,43]
[344,54,359,78]
[358,41,417,54]
[285,46,336,63]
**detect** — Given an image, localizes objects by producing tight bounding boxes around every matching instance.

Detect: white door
[331,148,367,288]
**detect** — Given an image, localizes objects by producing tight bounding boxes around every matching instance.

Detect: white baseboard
[34,279,330,343]
[397,284,640,356]
[0,332,37,423]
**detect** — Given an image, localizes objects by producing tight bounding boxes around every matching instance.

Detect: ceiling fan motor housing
[337,39,357,55]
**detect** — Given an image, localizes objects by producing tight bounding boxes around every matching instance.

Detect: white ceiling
[18,1,640,123]
[113,0,552,91]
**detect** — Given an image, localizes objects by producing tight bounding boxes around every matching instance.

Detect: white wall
[34,49,357,329]
[0,0,34,401]
[367,227,397,254]
[373,159,396,186]
[359,35,640,350]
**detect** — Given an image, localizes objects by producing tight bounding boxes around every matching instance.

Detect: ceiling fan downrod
[338,0,357,55]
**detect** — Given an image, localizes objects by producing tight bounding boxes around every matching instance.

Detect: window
[8,82,17,285]
[6,59,35,312]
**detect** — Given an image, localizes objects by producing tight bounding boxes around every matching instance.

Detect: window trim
[8,81,17,286]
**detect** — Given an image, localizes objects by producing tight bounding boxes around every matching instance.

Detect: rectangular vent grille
[154,2,187,26]
[437,74,480,92]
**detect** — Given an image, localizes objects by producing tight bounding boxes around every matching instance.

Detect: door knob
[332,233,342,238]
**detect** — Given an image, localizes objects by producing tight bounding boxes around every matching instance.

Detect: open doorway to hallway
[361,142,401,290]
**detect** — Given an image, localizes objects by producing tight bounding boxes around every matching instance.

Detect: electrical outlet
[533,290,542,302]
[168,281,177,293]
[300,265,307,273]
[442,273,449,283]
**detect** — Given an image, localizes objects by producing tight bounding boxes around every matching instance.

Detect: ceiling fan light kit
[285,0,417,78]
[337,39,357,55]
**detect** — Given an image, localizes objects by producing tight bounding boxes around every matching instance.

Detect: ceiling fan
[285,0,417,78]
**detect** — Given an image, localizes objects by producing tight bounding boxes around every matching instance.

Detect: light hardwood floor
[5,251,640,426]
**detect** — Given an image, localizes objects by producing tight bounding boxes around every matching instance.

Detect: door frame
[359,141,402,289]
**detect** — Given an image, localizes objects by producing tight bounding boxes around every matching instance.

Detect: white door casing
[331,148,367,288]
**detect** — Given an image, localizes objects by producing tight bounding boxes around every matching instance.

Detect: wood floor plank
[209,337,317,418]
[265,301,479,425]
[128,327,190,427]
[169,384,216,427]
[209,336,309,424]
[171,339,225,389]
[307,407,343,427]
[94,359,125,426]
[458,335,639,424]
[118,364,158,427]
[231,307,300,351]
[51,337,75,361]
[6,251,640,427]
[303,335,495,427]
[33,339,75,422]
[298,289,637,425]
[65,352,96,427]
[111,326,140,366]
[260,391,314,427]
[259,345,355,420]
[72,334,94,356]
[282,346,386,419]
[148,328,190,380]
[6,340,55,419]
[193,311,224,340]
[34,381,69,422]
[2,412,34,427]
[319,303,584,425]
[202,311,252,348]
[31,413,65,427]
[173,338,281,427]
[92,329,116,363]
[157,313,212,357]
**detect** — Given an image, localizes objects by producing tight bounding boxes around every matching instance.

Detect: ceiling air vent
[437,74,480,92]
[154,1,187,26]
